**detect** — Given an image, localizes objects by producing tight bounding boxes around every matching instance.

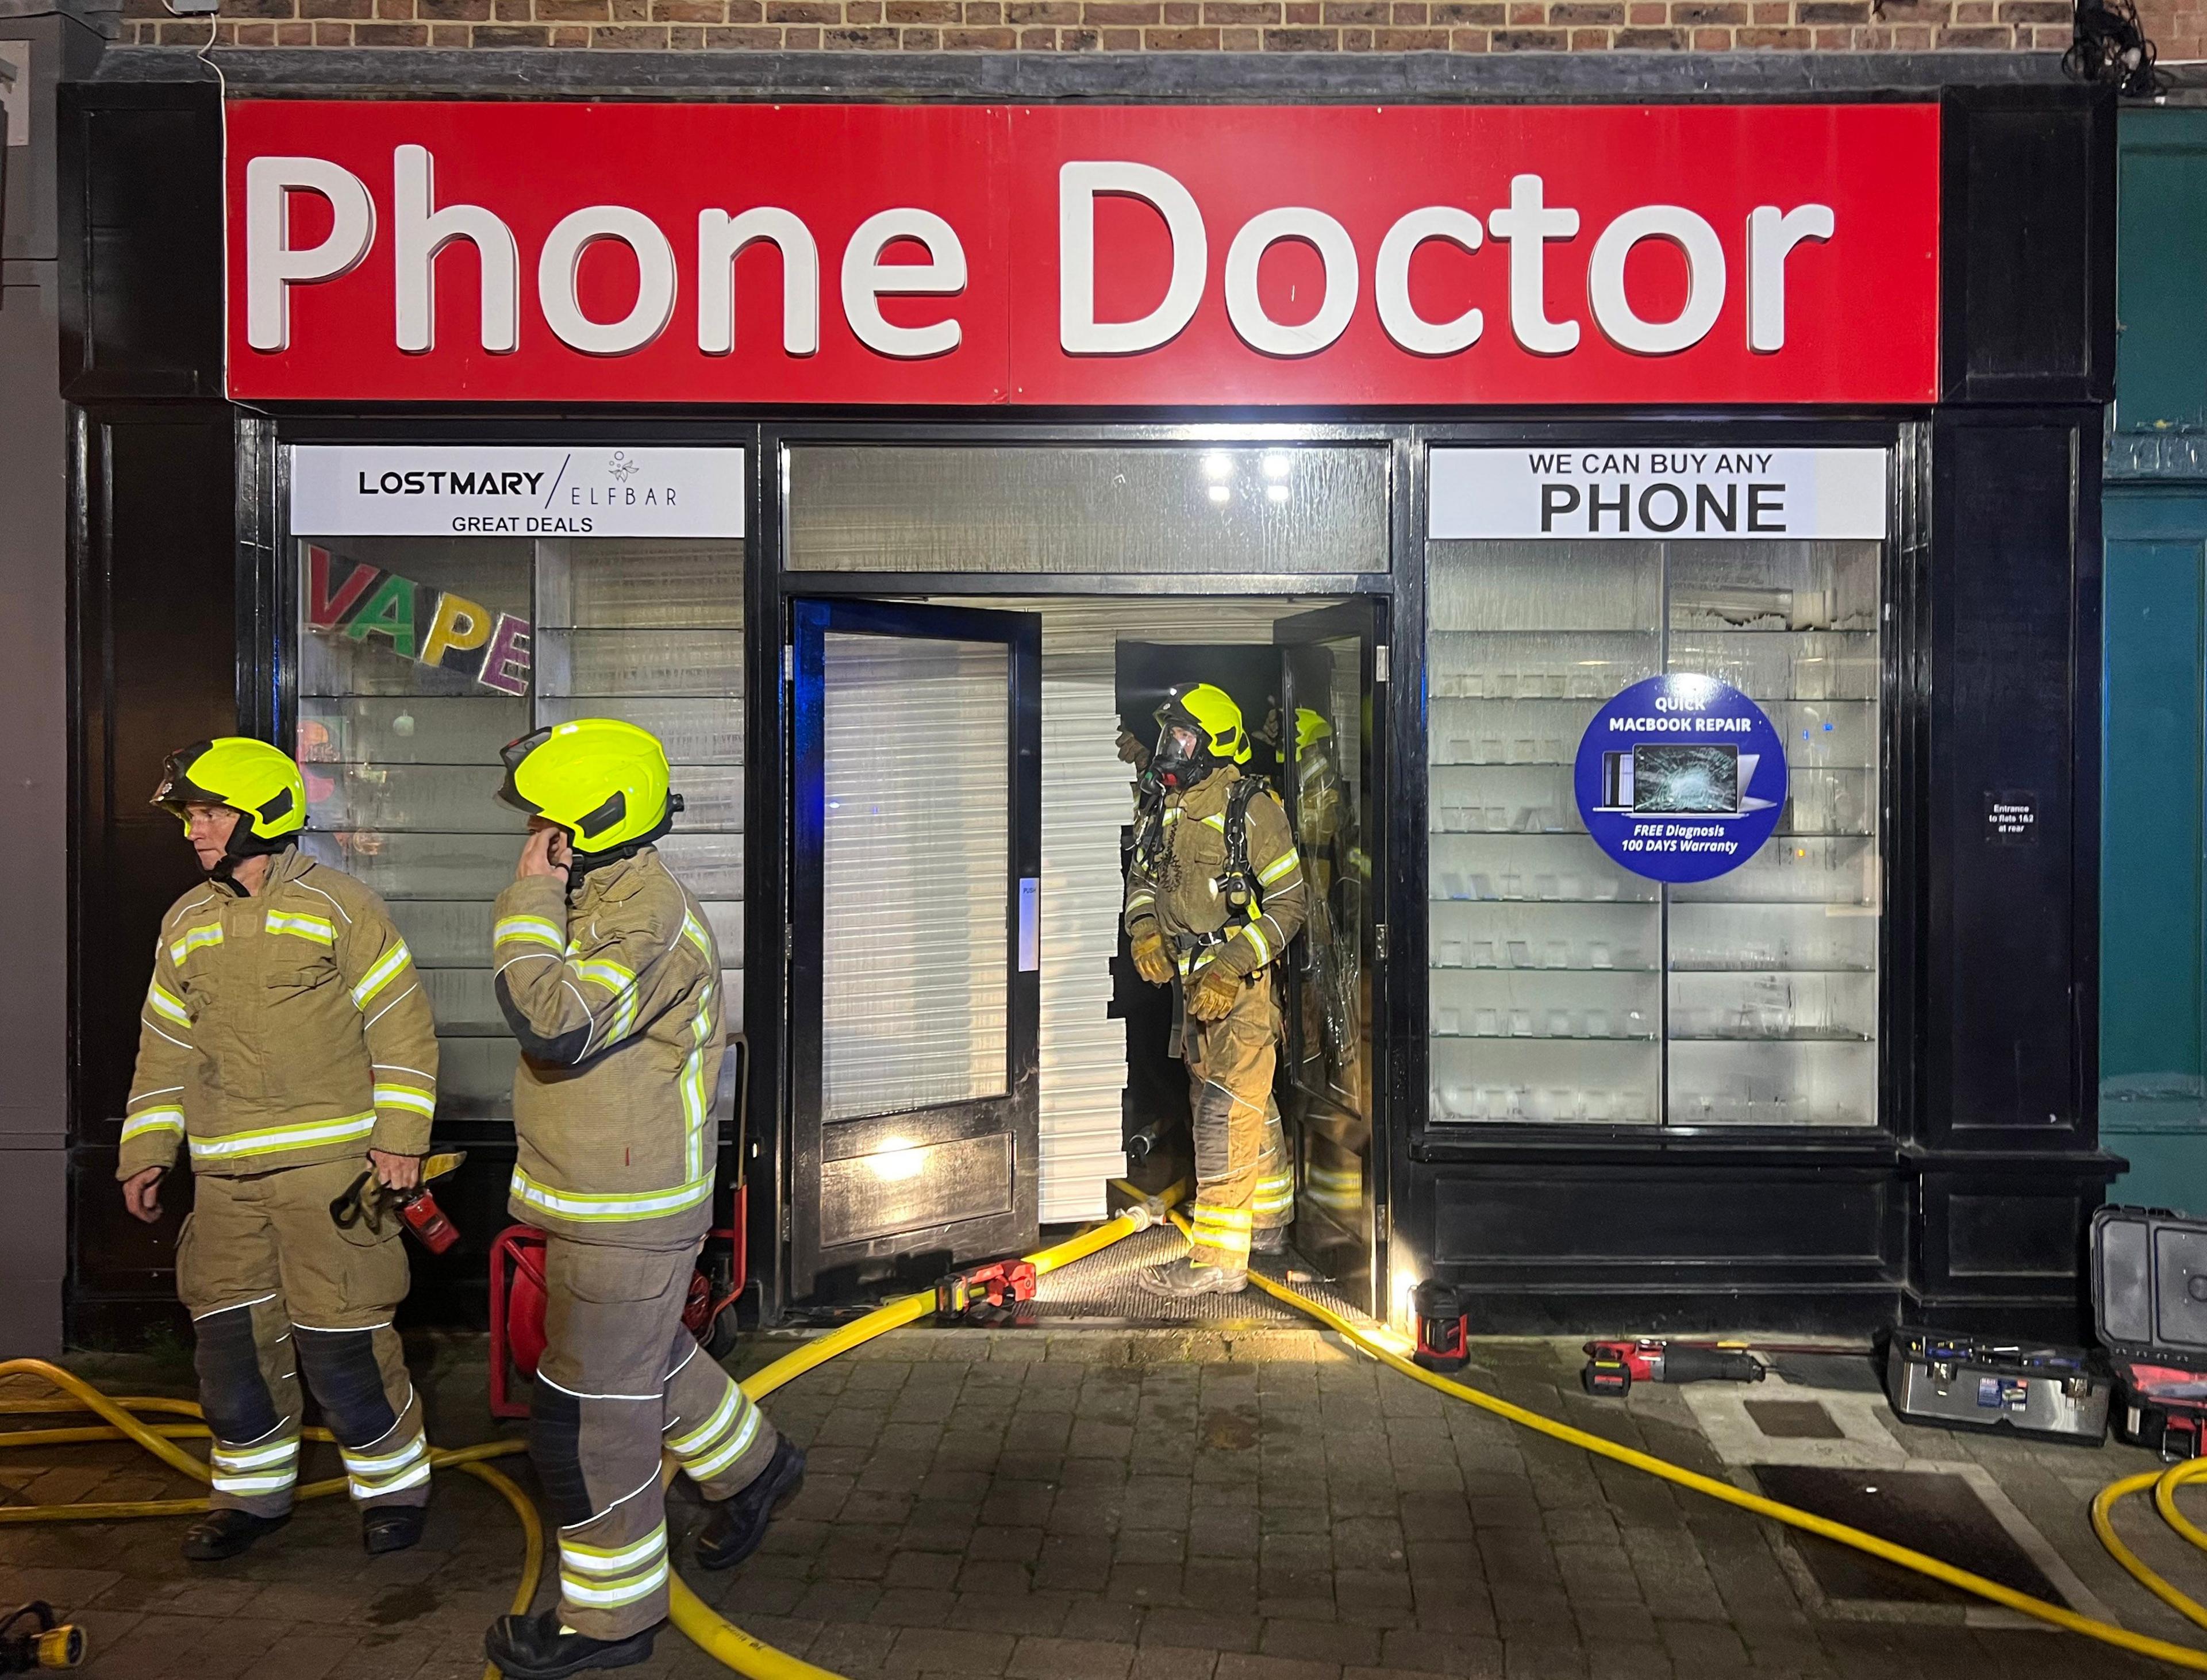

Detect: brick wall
[125,0,2107,52]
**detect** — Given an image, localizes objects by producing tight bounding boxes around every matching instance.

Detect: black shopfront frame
[60,74,2118,1345]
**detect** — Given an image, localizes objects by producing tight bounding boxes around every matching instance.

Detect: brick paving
[2,1326,2200,1678]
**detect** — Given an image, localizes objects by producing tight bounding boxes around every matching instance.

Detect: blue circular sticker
[1574,674,1788,884]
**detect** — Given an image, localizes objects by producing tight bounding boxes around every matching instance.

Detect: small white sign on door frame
[290,446,747,539]
[1430,447,1888,542]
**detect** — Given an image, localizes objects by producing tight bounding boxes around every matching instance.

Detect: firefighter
[483,719,802,1680]
[119,738,438,1561]
[1124,685,1307,1296]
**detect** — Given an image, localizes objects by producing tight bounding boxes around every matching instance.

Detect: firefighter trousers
[1183,974,1289,1274]
[176,1156,429,1518]
[531,1237,779,1641]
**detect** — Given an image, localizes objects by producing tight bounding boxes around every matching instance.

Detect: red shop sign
[225,100,1939,407]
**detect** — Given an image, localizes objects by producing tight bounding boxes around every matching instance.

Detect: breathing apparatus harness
[1134,771,1274,972]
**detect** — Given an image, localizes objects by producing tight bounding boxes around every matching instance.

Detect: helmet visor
[497,727,555,814]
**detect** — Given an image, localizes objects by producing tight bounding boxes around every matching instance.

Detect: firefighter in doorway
[1125,684,1308,1297]
[120,738,438,1562]
[483,718,803,1680]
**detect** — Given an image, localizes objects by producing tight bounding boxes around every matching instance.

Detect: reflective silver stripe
[211,1470,296,1496]
[264,909,336,945]
[560,1559,668,1608]
[121,1109,185,1143]
[146,981,191,1027]
[562,1524,668,1575]
[349,941,413,1009]
[509,1167,713,1224]
[190,1112,376,1162]
[493,914,564,950]
[341,1435,426,1477]
[683,1405,763,1482]
[372,1084,436,1118]
[212,1437,299,1472]
[1257,848,1301,886]
[170,922,224,965]
[667,1384,741,1457]
[349,1459,432,1498]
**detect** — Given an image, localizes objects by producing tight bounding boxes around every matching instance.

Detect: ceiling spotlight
[1262,452,1291,479]
[1203,453,1233,480]
[1266,483,1290,503]
[1208,483,1232,505]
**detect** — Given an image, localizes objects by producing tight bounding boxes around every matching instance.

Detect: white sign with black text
[1429,447,1887,542]
[290,446,747,538]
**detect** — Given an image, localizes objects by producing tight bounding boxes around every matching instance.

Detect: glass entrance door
[789,600,1043,1295]
[1276,601,1385,1313]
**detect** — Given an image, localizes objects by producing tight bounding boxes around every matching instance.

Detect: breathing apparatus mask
[1149,683,1251,792]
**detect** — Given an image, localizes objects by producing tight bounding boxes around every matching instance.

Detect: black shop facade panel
[59,76,2115,1341]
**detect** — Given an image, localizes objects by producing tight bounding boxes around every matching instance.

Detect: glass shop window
[294,535,746,1121]
[1427,535,1881,1130]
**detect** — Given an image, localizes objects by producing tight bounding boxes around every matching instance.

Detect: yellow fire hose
[0,1355,543,1678]
[13,1198,2207,1677]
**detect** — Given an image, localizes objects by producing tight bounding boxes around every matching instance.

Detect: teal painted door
[2105,492,2207,1214]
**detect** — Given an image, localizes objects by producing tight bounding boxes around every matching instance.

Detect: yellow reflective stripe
[493,914,565,951]
[560,1559,668,1608]
[1126,892,1155,910]
[341,1435,426,1477]
[1200,813,1227,832]
[1163,808,1182,825]
[680,912,714,962]
[147,981,191,1027]
[1258,848,1302,886]
[351,1459,432,1497]
[349,941,414,1009]
[509,1168,714,1223]
[211,1470,297,1496]
[121,1108,186,1143]
[667,1385,740,1458]
[684,1406,764,1482]
[1237,921,1271,967]
[212,1437,298,1472]
[264,909,336,945]
[190,1112,376,1163]
[170,922,224,965]
[682,981,714,1181]
[562,1524,667,1573]
[372,1083,436,1118]
[575,959,637,992]
[1191,1206,1253,1231]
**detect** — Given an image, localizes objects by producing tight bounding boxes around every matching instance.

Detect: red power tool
[1581,1338,1766,1396]
[936,1259,1039,1321]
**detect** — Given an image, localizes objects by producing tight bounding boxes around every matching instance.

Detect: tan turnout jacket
[1124,764,1308,981]
[493,846,724,1249]
[119,847,439,1181]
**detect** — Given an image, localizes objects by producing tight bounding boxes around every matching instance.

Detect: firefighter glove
[1131,928,1173,986]
[1187,964,1242,1022]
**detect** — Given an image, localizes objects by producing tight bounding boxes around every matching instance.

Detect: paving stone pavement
[1,1327,2198,1679]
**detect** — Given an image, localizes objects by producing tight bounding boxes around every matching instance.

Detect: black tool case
[2092,1205,2207,1459]
[1884,1331,2110,1442]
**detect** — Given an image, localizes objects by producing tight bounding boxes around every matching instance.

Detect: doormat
[1745,1399,1847,1440]
[1748,1465,2066,1608]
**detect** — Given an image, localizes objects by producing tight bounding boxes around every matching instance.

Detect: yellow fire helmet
[1152,682,1251,790]
[498,718,680,856]
[151,737,307,841]
[1295,707,1335,753]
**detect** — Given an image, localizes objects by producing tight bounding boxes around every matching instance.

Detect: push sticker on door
[1575,674,1786,884]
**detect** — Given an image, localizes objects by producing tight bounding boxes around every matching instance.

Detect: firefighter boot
[695,1437,808,1571]
[485,1608,661,1679]
[182,1508,291,1562]
[363,1505,428,1555]
[1137,1258,1248,1298]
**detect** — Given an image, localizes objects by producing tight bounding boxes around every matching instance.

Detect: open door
[1276,601,1384,1314]
[789,599,1043,1298]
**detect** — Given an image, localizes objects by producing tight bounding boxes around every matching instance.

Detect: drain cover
[1745,1400,1845,1440]
[1750,1466,2063,1606]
